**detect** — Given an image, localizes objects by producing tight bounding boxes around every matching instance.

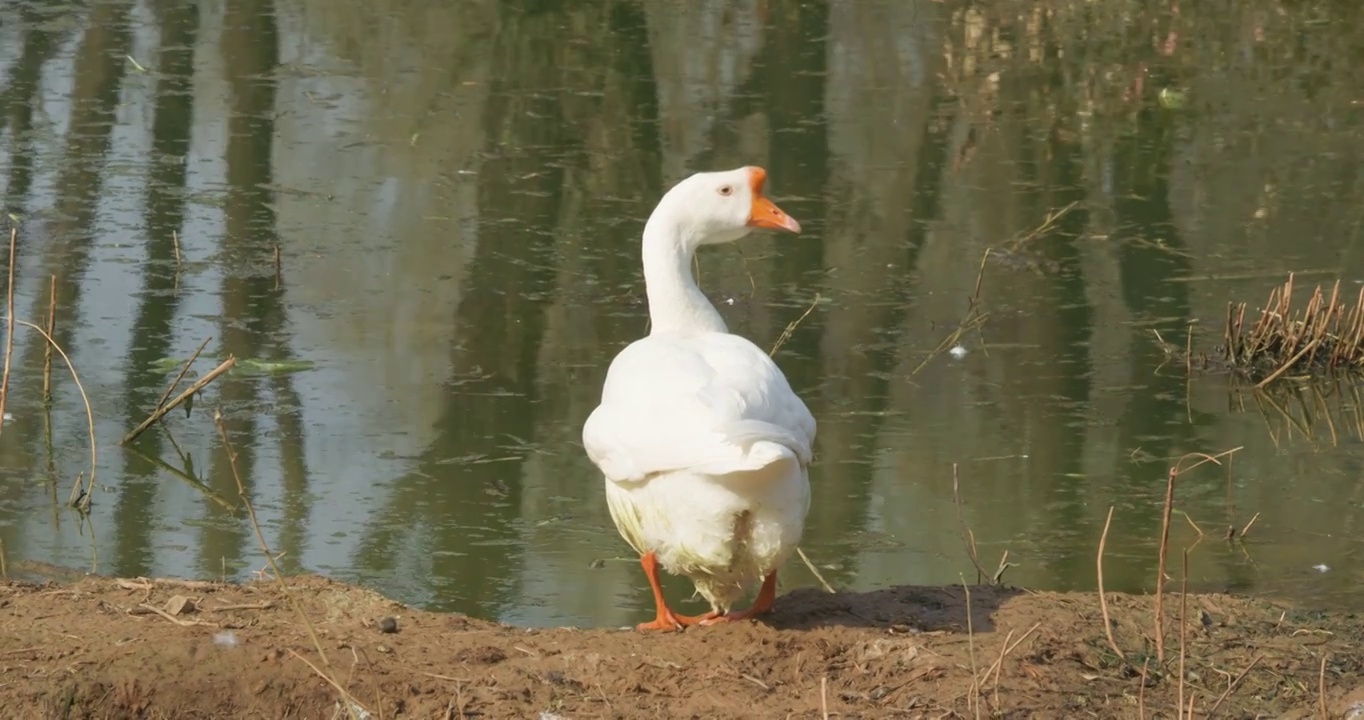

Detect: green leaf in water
[1158,87,1188,110]
[235,358,317,375]
[148,356,188,373]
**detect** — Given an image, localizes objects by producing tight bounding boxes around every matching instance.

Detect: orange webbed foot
[635,609,711,632]
[697,571,779,626]
[634,551,719,632]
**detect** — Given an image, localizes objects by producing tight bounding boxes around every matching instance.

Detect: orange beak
[745,167,802,234]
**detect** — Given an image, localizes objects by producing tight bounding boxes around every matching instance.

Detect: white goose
[582,166,816,631]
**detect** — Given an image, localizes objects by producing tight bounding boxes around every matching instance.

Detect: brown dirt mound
[1,574,1360,718]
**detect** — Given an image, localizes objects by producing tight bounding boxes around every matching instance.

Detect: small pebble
[377,616,399,634]
[948,345,968,359]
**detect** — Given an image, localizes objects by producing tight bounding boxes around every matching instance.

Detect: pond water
[0,0,1361,628]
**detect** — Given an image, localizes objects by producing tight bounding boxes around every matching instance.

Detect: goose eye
[717,185,733,197]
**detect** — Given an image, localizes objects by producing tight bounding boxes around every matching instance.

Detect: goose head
[653,166,802,247]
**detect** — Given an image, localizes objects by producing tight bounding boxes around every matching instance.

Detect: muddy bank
[1,574,1360,718]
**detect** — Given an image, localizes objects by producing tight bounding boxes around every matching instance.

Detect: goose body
[582,166,815,630]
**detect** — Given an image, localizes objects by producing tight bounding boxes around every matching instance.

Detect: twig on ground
[1138,658,1149,719]
[820,675,829,720]
[136,603,212,628]
[287,649,367,719]
[990,629,1013,711]
[1206,655,1261,715]
[975,621,1040,690]
[122,356,236,445]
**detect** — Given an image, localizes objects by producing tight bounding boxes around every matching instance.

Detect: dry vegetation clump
[1161,273,1364,387]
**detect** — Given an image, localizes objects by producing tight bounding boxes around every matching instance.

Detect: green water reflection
[0,0,1360,628]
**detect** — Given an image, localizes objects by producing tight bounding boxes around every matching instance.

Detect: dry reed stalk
[121,356,236,445]
[961,575,980,720]
[11,319,98,511]
[768,293,822,357]
[273,244,282,290]
[795,547,835,594]
[1096,506,1123,662]
[213,410,365,720]
[820,675,829,720]
[1177,549,1189,715]
[952,464,994,585]
[909,248,993,377]
[0,537,6,578]
[1154,466,1176,663]
[0,228,16,437]
[1221,273,1364,384]
[1152,448,1243,663]
[41,276,55,402]
[150,337,211,417]
[768,293,826,591]
[172,229,182,268]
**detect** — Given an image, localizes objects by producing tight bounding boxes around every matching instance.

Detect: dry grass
[1162,274,1364,387]
[951,445,1300,716]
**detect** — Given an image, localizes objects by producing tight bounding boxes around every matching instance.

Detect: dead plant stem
[215,410,364,720]
[42,276,55,402]
[152,337,212,416]
[1096,506,1123,661]
[11,319,97,511]
[1205,655,1261,716]
[962,575,980,720]
[121,356,236,445]
[0,228,15,436]
[1319,654,1329,720]
[953,464,993,585]
[1178,549,1189,716]
[1154,467,1175,663]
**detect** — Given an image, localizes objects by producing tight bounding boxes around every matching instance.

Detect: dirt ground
[1,572,1361,719]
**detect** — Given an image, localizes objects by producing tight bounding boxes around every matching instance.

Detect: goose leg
[635,551,708,631]
[699,571,778,625]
